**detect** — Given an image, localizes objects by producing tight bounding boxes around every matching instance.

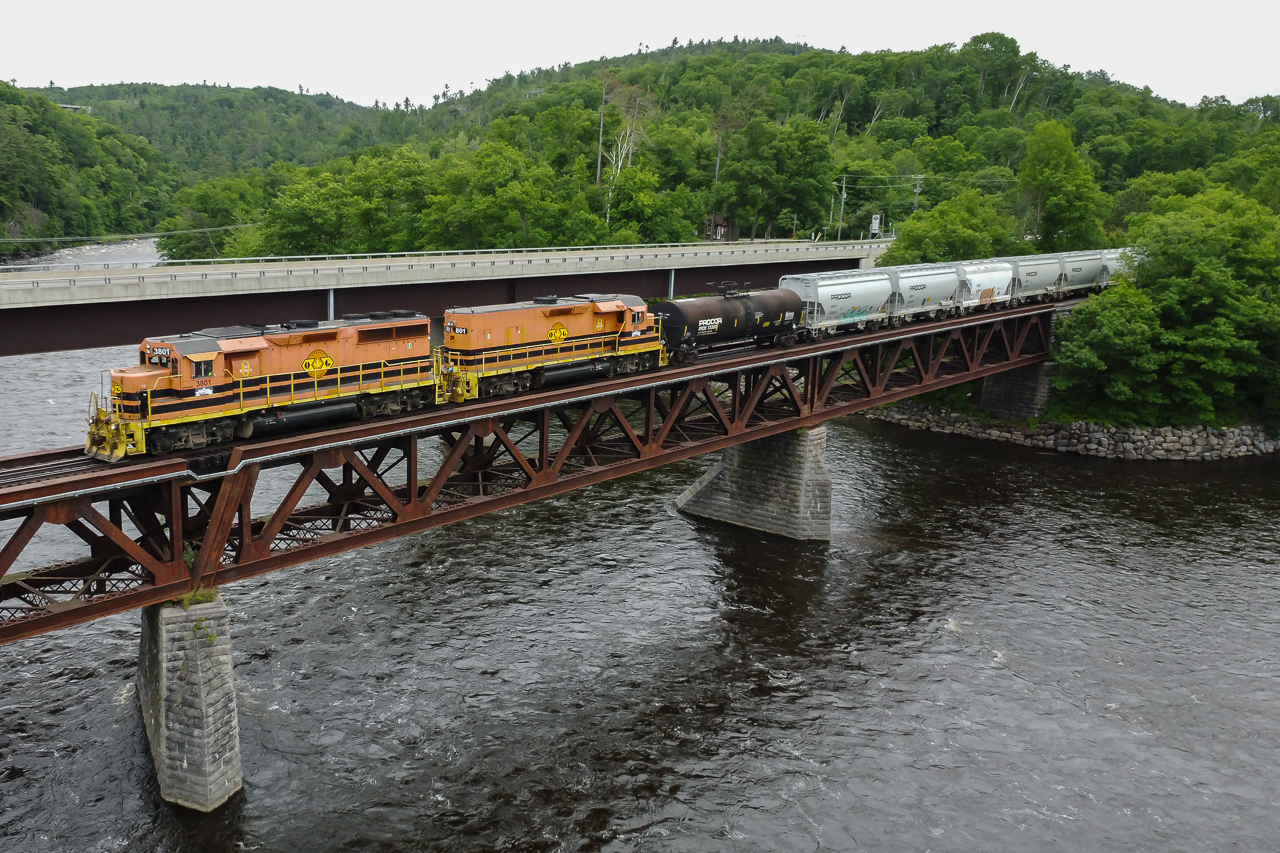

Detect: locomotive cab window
[632,311,645,325]
[192,359,215,379]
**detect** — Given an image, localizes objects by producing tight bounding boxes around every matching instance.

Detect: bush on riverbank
[1052,188,1280,428]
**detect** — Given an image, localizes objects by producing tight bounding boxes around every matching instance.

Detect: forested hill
[7,34,1280,428]
[26,83,376,177]
[0,81,173,257]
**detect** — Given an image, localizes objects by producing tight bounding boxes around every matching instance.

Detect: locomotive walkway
[0,238,891,356]
[0,295,1067,810]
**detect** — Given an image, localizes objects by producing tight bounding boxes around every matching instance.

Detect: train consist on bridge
[86,249,1126,462]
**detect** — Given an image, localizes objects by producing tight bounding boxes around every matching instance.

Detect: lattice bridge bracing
[0,303,1058,644]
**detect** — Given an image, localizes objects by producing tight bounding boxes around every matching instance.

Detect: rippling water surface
[1,338,1279,851]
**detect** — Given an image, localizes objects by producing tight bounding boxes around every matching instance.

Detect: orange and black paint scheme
[86,311,439,461]
[86,294,666,461]
[441,293,665,401]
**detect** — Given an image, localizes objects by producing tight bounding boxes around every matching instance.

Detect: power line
[0,223,257,245]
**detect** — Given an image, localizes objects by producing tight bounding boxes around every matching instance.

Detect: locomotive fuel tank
[653,289,804,356]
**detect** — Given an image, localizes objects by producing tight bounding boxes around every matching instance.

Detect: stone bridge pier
[138,593,243,812]
[675,426,832,541]
[979,304,1072,419]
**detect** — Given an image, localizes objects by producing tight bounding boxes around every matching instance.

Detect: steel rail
[0,299,1076,512]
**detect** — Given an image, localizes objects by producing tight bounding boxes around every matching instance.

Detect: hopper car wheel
[889,315,902,329]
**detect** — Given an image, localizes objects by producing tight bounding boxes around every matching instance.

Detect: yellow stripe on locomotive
[441,293,665,401]
[86,312,440,461]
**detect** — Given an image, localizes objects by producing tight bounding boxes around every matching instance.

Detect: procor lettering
[697,318,722,331]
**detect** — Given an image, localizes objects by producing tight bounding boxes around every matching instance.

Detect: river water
[0,238,163,269]
[2,248,1279,851]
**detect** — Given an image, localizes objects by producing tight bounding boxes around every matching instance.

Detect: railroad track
[0,298,1083,498]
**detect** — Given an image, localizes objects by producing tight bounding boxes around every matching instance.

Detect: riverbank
[866,400,1275,461]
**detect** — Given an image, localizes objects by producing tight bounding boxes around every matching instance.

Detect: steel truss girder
[0,308,1054,644]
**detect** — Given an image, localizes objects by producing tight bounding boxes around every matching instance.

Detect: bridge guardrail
[0,240,893,291]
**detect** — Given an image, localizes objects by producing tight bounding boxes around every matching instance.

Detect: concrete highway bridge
[0,238,890,356]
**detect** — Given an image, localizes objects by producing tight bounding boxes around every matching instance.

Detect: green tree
[1052,281,1166,422]
[156,175,263,258]
[1053,189,1280,426]
[1018,121,1107,251]
[260,172,354,255]
[876,190,1028,265]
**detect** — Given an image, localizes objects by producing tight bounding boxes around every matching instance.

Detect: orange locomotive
[440,293,664,401]
[87,311,440,461]
[86,293,666,460]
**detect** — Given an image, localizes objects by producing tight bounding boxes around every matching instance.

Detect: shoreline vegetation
[866,400,1274,461]
[3,33,1278,430]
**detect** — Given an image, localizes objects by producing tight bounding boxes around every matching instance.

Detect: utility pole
[912,174,923,211]
[836,175,847,242]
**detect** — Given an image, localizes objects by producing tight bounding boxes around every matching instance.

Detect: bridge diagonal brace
[815,351,855,408]
[695,381,734,435]
[253,459,325,557]
[654,385,695,447]
[604,402,646,458]
[340,447,406,521]
[492,423,539,486]
[777,367,805,415]
[423,425,476,506]
[551,402,607,474]
[0,508,45,581]
[193,471,252,582]
[736,366,780,427]
[79,501,174,583]
[1010,315,1040,358]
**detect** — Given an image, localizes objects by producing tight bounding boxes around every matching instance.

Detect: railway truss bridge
[0,301,1065,810]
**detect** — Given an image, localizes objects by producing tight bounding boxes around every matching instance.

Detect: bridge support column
[675,425,831,541]
[138,592,242,812]
[980,362,1054,419]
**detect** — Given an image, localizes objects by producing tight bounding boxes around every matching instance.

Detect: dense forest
[6,35,1280,427]
[0,82,174,255]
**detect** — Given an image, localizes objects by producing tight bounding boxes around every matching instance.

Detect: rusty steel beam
[0,305,1058,644]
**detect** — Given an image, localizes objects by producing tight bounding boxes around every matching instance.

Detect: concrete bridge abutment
[675,426,832,541]
[137,592,242,812]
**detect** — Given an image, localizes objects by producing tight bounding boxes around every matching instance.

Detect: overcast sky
[5,0,1275,109]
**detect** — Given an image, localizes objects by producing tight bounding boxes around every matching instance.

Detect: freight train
[85,250,1126,461]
